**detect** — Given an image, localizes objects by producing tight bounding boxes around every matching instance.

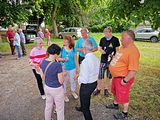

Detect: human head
[82,40,94,54]
[39,28,42,31]
[18,28,22,33]
[47,44,61,58]
[81,28,89,39]
[45,28,49,32]
[8,25,13,31]
[103,26,112,38]
[34,37,43,48]
[63,36,75,49]
[121,30,135,48]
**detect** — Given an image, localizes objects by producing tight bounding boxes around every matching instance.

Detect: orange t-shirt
[109,43,140,77]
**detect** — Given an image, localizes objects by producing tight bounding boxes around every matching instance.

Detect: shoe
[64,96,69,102]
[106,103,119,110]
[75,106,82,112]
[72,92,79,99]
[16,57,21,60]
[92,89,101,96]
[41,95,46,100]
[114,112,128,120]
[104,89,110,97]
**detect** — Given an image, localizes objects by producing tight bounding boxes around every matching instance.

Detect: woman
[40,44,64,120]
[29,38,46,99]
[61,36,79,102]
[14,29,22,59]
[45,28,51,46]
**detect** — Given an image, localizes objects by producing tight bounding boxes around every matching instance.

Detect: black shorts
[98,63,112,79]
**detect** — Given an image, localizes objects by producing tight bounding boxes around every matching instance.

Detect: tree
[107,0,160,29]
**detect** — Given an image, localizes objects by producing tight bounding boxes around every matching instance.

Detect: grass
[0,33,160,119]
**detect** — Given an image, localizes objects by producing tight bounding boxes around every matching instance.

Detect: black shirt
[99,36,120,63]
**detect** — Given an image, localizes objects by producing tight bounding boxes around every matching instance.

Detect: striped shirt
[29,47,46,68]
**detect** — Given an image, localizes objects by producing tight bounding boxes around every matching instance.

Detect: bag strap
[43,61,54,79]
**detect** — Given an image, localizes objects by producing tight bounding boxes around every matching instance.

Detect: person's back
[40,60,62,88]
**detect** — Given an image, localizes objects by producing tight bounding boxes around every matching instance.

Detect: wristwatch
[123,79,127,83]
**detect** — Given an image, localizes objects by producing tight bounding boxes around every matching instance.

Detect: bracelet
[123,79,127,83]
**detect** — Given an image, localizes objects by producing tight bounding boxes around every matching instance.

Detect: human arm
[121,70,137,85]
[99,46,106,54]
[58,72,64,84]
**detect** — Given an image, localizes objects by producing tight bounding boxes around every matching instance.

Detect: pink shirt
[29,47,46,68]
[45,32,51,39]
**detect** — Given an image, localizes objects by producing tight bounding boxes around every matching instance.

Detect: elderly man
[106,30,140,119]
[18,28,27,56]
[75,40,100,120]
[75,28,98,64]
[6,25,15,55]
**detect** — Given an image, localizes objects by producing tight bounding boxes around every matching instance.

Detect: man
[75,40,100,120]
[6,25,15,55]
[93,26,120,96]
[75,28,98,65]
[107,30,140,119]
[19,28,27,56]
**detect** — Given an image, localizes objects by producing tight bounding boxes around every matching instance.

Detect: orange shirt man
[106,30,140,120]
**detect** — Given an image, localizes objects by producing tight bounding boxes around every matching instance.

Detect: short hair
[81,28,89,33]
[123,30,135,40]
[103,26,112,33]
[83,40,94,51]
[34,37,42,43]
[47,44,61,55]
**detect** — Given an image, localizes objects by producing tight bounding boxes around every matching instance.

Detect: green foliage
[0,0,33,27]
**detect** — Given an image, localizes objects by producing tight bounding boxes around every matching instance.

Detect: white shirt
[13,33,20,46]
[78,53,100,84]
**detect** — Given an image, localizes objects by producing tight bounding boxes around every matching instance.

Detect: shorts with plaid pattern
[98,63,112,80]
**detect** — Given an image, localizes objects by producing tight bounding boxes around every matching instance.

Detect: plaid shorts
[98,63,112,79]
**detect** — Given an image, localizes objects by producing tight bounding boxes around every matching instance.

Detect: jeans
[15,45,22,58]
[32,69,45,95]
[80,81,97,120]
[63,69,76,93]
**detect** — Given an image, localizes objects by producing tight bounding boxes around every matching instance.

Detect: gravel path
[0,53,139,120]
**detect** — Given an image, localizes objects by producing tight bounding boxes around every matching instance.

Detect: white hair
[34,37,42,43]
[83,40,94,51]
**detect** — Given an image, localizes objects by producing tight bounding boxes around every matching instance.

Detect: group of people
[6,26,51,60]
[29,27,140,120]
[6,25,27,59]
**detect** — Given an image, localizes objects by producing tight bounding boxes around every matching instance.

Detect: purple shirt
[40,60,63,88]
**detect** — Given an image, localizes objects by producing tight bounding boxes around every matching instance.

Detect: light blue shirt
[19,32,26,43]
[61,47,77,70]
[14,33,20,46]
[105,36,112,41]
[75,36,98,57]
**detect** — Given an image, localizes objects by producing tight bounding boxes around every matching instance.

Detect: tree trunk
[51,4,58,37]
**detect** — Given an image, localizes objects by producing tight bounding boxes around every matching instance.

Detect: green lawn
[0,33,160,119]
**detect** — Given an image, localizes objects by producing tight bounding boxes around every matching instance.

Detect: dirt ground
[0,53,140,120]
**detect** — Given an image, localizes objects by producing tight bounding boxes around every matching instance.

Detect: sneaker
[64,96,69,102]
[106,103,119,110]
[16,57,21,60]
[114,112,128,120]
[93,89,101,96]
[72,92,78,99]
[104,89,110,97]
[41,95,46,100]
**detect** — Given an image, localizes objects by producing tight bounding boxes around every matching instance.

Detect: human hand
[101,49,106,54]
[121,79,127,86]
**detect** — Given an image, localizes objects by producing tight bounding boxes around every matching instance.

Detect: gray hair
[123,30,135,41]
[34,37,42,43]
[83,40,94,51]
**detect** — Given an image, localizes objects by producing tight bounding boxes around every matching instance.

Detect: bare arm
[121,70,137,85]
[58,72,64,84]
[115,47,119,52]
[74,54,79,73]
[76,48,83,53]
[92,46,98,52]
[99,47,106,54]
